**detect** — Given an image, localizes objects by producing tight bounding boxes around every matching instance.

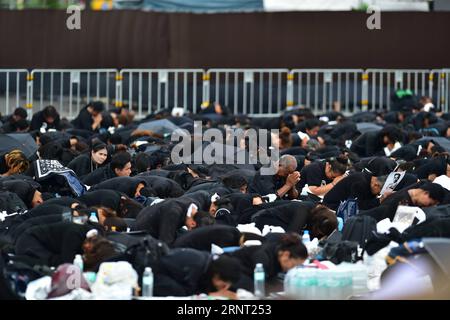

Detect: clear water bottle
[337,217,344,232]
[254,263,265,299]
[89,212,99,223]
[73,254,84,272]
[315,270,328,300]
[142,267,154,297]
[302,230,311,244]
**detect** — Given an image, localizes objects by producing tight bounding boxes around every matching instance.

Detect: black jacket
[230,241,282,281]
[81,164,117,186]
[14,222,97,267]
[323,172,379,211]
[30,110,62,132]
[68,153,103,179]
[251,201,316,232]
[298,161,331,191]
[350,130,385,158]
[71,107,94,132]
[78,189,122,211]
[360,183,420,222]
[10,214,63,244]
[135,197,201,246]
[173,225,241,251]
[248,170,286,197]
[136,173,184,198]
[154,248,211,296]
[91,177,146,198]
[0,203,69,241]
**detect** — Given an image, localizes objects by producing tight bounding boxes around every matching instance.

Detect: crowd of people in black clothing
[0,90,449,299]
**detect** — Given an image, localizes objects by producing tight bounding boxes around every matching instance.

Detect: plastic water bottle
[89,212,99,223]
[142,267,154,297]
[337,217,344,232]
[302,230,311,244]
[73,254,84,272]
[316,270,329,300]
[254,263,265,299]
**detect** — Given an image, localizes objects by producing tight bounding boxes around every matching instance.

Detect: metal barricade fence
[205,69,289,116]
[0,69,29,117]
[289,69,364,114]
[430,69,449,113]
[29,69,118,119]
[365,69,431,111]
[2,68,450,119]
[117,69,204,118]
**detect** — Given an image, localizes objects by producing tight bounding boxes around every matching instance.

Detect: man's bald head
[277,155,297,177]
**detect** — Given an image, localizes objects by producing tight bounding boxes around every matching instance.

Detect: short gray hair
[279,155,297,171]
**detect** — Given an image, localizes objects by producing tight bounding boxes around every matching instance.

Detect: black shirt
[71,107,94,132]
[248,170,286,196]
[360,187,415,222]
[30,110,62,132]
[67,153,100,178]
[15,222,96,267]
[298,161,331,191]
[173,225,241,251]
[323,172,379,211]
[135,197,201,246]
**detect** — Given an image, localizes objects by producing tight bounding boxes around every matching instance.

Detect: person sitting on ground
[67,140,108,178]
[14,220,104,267]
[0,107,28,133]
[351,125,404,157]
[82,151,132,186]
[77,189,143,218]
[71,101,105,132]
[30,105,62,132]
[323,172,387,210]
[297,155,349,197]
[0,180,43,209]
[153,248,241,298]
[229,233,308,292]
[135,195,216,246]
[172,224,242,252]
[248,155,300,200]
[0,150,29,177]
[251,201,338,239]
[359,182,447,222]
[90,176,151,199]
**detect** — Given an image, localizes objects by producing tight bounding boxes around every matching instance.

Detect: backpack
[320,241,360,264]
[422,205,450,221]
[336,198,359,224]
[124,235,170,279]
[0,253,51,300]
[341,215,377,250]
[0,191,27,216]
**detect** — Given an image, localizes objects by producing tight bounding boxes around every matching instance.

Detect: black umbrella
[418,137,450,153]
[137,119,179,136]
[0,133,38,158]
[356,122,383,134]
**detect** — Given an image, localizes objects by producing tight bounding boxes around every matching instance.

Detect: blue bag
[336,198,359,223]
